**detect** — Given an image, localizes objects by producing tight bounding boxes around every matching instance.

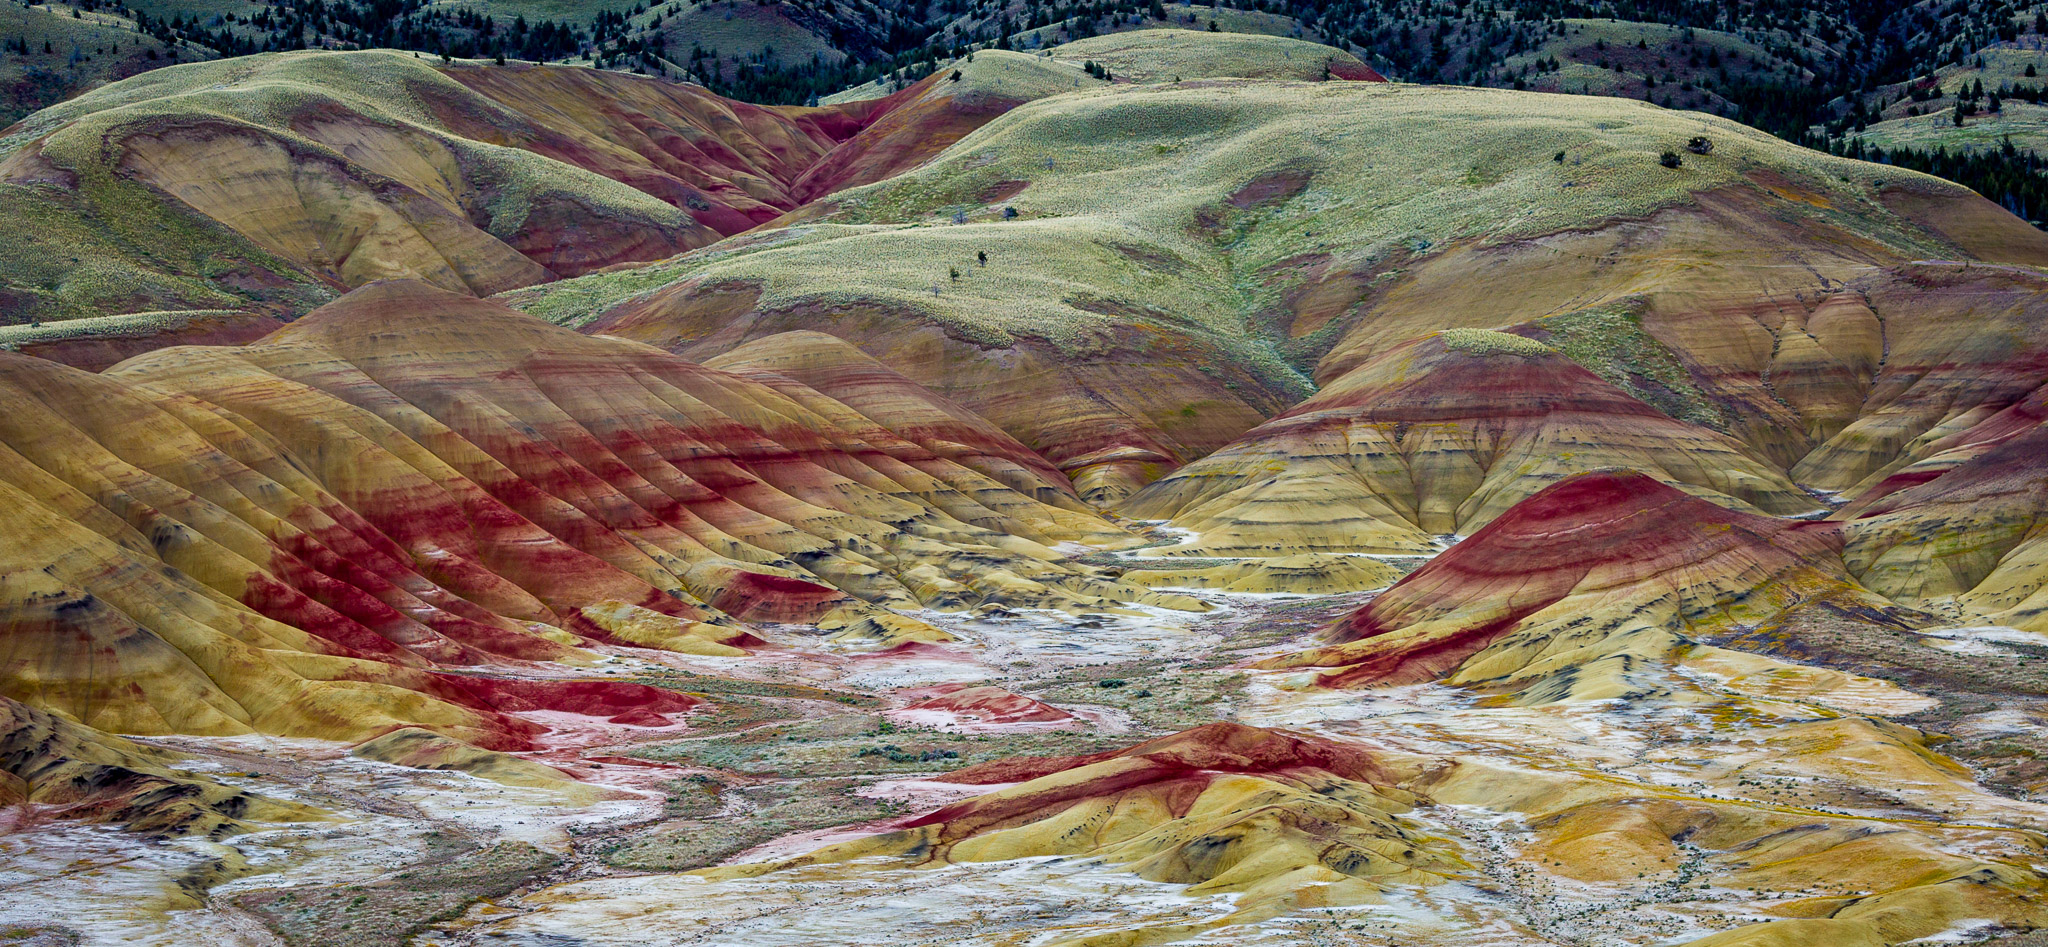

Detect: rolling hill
[3,27,2048,947]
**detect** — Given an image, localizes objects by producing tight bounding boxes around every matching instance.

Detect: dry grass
[1857,102,2048,157]
[518,75,1952,391]
[822,23,1336,104]
[0,309,239,345]
[822,47,1102,105]
[1012,2,1310,51]
[1438,326,1553,357]
[1049,28,1368,83]
[0,2,219,124]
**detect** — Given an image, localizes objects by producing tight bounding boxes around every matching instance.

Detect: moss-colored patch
[1440,326,1555,357]
[235,841,560,947]
[627,668,880,708]
[633,710,1131,778]
[0,177,325,324]
[601,777,898,871]
[1530,301,1726,430]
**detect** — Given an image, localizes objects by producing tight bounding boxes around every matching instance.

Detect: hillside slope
[0,49,1034,324]
[0,279,1190,745]
[1121,330,1819,556]
[524,63,2046,517]
[1263,470,1866,692]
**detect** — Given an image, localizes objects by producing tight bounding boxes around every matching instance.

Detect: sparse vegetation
[1439,327,1554,358]
[1530,301,1726,430]
[234,842,561,947]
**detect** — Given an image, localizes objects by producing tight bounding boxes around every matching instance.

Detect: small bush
[856,744,960,763]
[1686,136,1714,155]
[1659,151,1683,168]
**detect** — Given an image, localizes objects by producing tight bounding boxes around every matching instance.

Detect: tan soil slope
[0,279,1196,748]
[1122,330,1819,556]
[1265,470,1867,693]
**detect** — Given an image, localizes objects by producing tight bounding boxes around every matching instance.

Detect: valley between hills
[4,25,2048,947]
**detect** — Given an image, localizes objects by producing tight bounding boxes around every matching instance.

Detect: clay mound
[1265,470,1863,692]
[0,279,1190,744]
[702,722,1460,909]
[895,684,1075,725]
[1123,332,1816,556]
[351,727,580,791]
[1412,741,2048,947]
[523,715,2048,946]
[1120,553,1399,594]
[815,607,957,646]
[570,599,763,656]
[0,696,324,838]
[1841,385,2048,631]
[0,52,683,322]
[702,330,1092,510]
[434,61,855,233]
[790,31,1382,203]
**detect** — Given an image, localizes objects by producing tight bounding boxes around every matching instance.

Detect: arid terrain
[4,24,2048,947]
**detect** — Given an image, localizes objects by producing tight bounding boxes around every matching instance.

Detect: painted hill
[2,29,2048,947]
[699,722,1464,929]
[0,48,1044,325]
[1121,330,1818,556]
[0,694,324,838]
[0,308,283,371]
[686,721,2048,946]
[0,279,1199,746]
[1048,29,1384,83]
[0,32,1380,333]
[524,62,2048,517]
[1264,470,1863,691]
[1841,381,2048,632]
[699,329,1087,506]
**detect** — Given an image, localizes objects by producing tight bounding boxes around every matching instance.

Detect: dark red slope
[1288,470,1844,686]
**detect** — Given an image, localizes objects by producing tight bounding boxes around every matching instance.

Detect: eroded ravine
[5,521,2047,947]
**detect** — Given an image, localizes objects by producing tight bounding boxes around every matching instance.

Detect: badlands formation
[2,27,2048,947]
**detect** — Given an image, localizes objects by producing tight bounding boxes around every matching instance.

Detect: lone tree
[977,250,988,266]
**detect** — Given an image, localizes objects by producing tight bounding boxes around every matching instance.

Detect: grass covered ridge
[519,76,1955,378]
[0,49,699,323]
